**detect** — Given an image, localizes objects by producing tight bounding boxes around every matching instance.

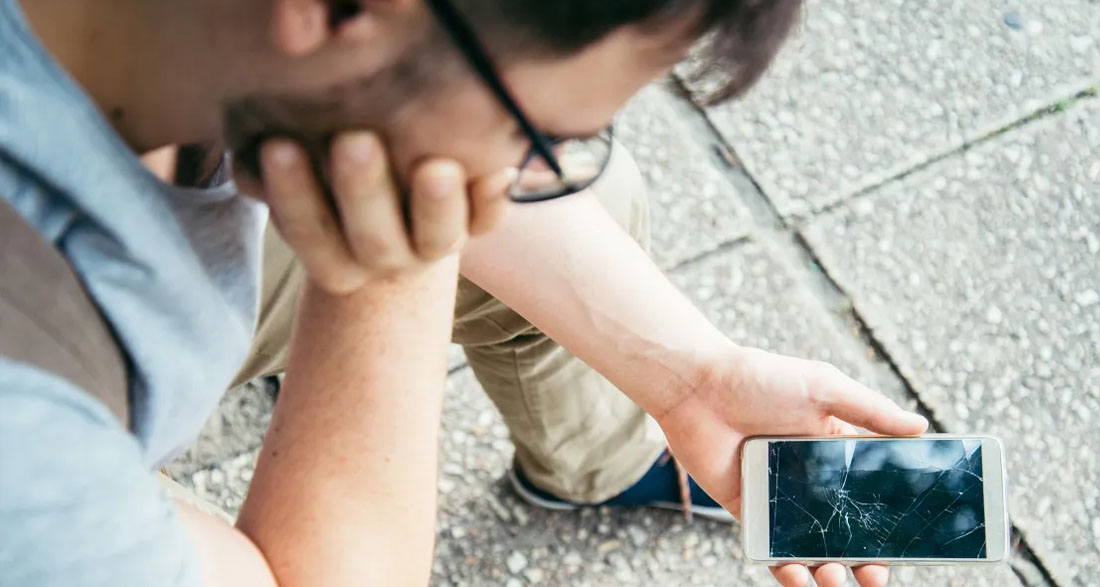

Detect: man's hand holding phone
[655,345,930,587]
[241,131,515,294]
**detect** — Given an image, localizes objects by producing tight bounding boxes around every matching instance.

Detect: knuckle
[414,232,462,260]
[271,213,322,244]
[363,248,418,276]
[348,228,401,260]
[313,268,364,295]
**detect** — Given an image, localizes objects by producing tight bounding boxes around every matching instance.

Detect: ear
[270,0,367,57]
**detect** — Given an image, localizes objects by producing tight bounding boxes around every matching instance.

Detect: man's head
[225,0,801,187]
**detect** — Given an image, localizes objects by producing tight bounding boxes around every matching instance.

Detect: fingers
[261,139,367,294]
[770,565,811,587]
[771,563,889,587]
[467,167,516,236]
[409,160,468,260]
[262,131,511,294]
[853,565,890,587]
[813,563,851,586]
[330,132,416,273]
[814,365,928,436]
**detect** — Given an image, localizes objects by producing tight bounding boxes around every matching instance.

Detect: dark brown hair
[451,0,802,103]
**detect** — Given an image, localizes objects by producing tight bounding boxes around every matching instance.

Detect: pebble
[485,495,512,522]
[1075,289,1099,308]
[954,404,972,424]
[608,553,634,582]
[1003,11,1022,30]
[598,539,623,554]
[985,306,1004,324]
[523,568,544,584]
[506,551,528,574]
[563,551,583,567]
[442,463,464,476]
[505,579,523,587]
[513,505,529,526]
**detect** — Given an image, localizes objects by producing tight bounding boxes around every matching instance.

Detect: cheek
[382,89,530,184]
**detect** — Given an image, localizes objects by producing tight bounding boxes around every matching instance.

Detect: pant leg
[453,143,667,504]
[232,225,304,387]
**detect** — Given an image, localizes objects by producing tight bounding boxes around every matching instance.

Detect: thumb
[467,167,516,236]
[817,374,928,436]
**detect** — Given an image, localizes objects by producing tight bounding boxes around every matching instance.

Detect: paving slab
[698,0,1100,219]
[616,83,754,268]
[803,100,1100,585]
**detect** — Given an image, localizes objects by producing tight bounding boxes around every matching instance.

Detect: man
[0,1,928,586]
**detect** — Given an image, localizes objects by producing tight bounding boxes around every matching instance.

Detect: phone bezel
[741,434,1008,565]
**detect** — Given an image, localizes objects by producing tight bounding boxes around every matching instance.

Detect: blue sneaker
[507,451,734,522]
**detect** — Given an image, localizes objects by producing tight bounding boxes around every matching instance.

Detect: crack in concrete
[801,85,1100,229]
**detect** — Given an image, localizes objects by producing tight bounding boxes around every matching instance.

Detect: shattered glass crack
[768,439,986,559]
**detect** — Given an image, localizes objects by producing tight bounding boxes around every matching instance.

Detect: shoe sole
[507,469,735,522]
[506,468,581,511]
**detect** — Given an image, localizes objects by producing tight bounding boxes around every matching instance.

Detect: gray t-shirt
[0,1,266,584]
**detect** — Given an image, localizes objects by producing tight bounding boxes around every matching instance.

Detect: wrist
[642,336,744,422]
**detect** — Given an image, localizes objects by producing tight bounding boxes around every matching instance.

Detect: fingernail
[427,164,461,199]
[264,141,298,167]
[340,133,377,163]
[914,413,930,430]
[905,410,928,426]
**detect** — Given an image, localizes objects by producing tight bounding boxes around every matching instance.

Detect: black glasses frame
[424,0,614,203]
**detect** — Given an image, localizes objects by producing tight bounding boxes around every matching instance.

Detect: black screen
[768,439,986,559]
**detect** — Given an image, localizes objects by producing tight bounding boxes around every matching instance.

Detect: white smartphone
[741,435,1009,566]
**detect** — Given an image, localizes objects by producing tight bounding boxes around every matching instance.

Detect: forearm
[233,257,459,586]
[460,193,730,418]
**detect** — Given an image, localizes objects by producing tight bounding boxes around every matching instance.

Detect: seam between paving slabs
[667,74,1058,587]
[801,85,1099,228]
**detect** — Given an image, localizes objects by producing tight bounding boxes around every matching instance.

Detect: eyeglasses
[424,0,615,203]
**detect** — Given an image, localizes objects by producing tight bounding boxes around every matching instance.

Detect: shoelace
[657,448,693,522]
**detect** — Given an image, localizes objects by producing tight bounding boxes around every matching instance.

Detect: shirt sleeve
[0,359,203,587]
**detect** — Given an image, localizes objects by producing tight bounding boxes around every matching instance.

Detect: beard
[222,41,451,189]
[223,93,363,190]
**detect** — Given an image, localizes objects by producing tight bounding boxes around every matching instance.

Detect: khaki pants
[233,145,666,503]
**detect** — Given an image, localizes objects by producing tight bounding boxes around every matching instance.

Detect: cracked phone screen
[768,439,986,559]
